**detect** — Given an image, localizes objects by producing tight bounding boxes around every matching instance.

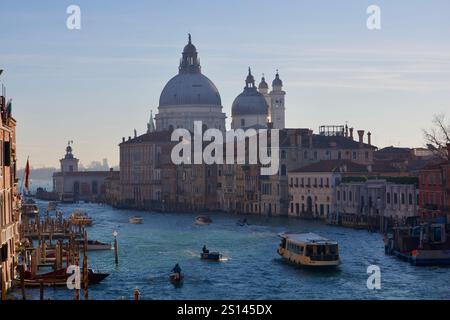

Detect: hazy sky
[1,0,450,168]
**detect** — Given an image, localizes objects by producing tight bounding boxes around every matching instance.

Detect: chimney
[357,130,365,145]
[345,124,348,138]
[308,130,313,148]
[367,132,372,146]
[122,137,125,143]
[349,127,354,140]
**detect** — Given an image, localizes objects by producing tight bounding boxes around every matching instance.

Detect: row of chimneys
[345,126,371,146]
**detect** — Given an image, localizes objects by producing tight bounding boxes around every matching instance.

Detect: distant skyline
[1,0,450,168]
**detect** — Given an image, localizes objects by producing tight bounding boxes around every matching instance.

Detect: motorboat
[200,251,222,261]
[278,232,340,268]
[129,216,143,224]
[195,216,212,225]
[236,218,249,226]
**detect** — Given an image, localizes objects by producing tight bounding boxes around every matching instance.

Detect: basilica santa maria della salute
[154,34,285,133]
[116,35,376,216]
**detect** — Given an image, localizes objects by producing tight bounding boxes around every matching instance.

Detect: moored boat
[195,216,212,225]
[16,268,110,287]
[277,232,340,268]
[76,239,113,251]
[386,222,450,266]
[21,203,39,217]
[70,210,93,226]
[129,216,143,224]
[47,201,58,212]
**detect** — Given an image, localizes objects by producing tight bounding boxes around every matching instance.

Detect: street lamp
[113,230,119,265]
[0,69,3,76]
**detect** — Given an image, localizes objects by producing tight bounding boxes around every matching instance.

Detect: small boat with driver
[129,216,143,224]
[169,272,184,285]
[195,216,212,225]
[200,252,222,261]
[278,232,340,268]
[236,218,249,226]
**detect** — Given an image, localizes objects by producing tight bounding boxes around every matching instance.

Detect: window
[365,151,369,160]
[280,165,287,176]
[394,193,398,205]
[387,192,391,204]
[4,141,11,166]
[408,194,413,205]
[401,193,405,205]
[337,191,341,201]
[353,152,356,160]
[349,191,353,202]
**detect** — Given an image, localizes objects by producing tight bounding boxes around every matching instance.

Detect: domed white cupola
[231,68,269,129]
[155,34,226,132]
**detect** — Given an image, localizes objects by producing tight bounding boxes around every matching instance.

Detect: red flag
[25,158,30,191]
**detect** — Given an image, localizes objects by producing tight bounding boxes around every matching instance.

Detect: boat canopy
[278,232,337,245]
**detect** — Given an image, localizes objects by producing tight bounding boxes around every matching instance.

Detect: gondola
[17,268,110,287]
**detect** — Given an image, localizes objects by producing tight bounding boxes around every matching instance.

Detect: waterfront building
[104,169,120,207]
[119,130,175,209]
[52,142,110,202]
[288,160,370,219]
[418,144,450,220]
[334,179,419,230]
[0,85,20,295]
[117,35,378,217]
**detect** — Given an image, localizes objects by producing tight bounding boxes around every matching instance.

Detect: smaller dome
[258,75,268,90]
[272,71,283,87]
[232,68,268,116]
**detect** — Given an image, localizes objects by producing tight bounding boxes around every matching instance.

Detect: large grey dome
[159,34,222,107]
[159,73,222,106]
[232,68,268,116]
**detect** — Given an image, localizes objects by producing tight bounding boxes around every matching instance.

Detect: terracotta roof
[280,129,376,149]
[375,146,411,154]
[290,160,369,173]
[53,171,110,177]
[120,130,173,145]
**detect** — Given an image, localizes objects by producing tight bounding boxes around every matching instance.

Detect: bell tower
[60,140,79,173]
[269,70,286,129]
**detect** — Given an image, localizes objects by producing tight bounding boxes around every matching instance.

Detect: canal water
[8,200,450,300]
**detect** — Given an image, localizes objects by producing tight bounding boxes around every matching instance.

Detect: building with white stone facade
[334,179,419,229]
